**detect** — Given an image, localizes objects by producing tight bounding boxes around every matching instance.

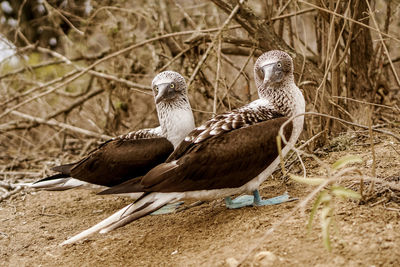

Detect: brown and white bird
[31,71,195,195]
[61,50,305,245]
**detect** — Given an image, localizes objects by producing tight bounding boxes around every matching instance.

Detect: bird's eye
[277,62,282,68]
[170,83,175,89]
[154,85,158,92]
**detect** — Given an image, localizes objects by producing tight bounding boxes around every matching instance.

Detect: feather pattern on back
[172,100,283,161]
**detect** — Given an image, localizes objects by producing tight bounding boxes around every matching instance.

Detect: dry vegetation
[0,0,399,266]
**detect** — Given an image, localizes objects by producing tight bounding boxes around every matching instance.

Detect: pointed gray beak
[261,63,275,83]
[155,83,175,104]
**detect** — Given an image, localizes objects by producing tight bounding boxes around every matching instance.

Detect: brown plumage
[101,117,292,194]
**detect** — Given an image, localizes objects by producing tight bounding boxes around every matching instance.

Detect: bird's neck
[156,99,195,148]
[259,76,303,115]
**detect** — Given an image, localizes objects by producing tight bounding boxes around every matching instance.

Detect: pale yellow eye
[154,85,158,92]
[170,83,175,89]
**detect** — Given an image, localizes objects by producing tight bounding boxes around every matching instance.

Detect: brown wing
[68,137,173,187]
[101,117,292,194]
[35,136,173,188]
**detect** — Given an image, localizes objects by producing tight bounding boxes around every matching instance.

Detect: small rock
[382,242,393,249]
[369,243,378,250]
[225,257,239,267]
[253,251,278,266]
[92,209,103,214]
[333,256,346,265]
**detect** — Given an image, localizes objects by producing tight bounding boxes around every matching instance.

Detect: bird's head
[151,71,187,105]
[254,50,294,90]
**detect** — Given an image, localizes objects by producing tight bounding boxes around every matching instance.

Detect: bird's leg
[225,190,297,209]
[150,201,184,215]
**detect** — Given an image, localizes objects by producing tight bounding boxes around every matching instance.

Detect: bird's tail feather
[60,192,181,245]
[100,193,180,233]
[30,173,71,190]
[30,163,77,190]
[31,176,100,191]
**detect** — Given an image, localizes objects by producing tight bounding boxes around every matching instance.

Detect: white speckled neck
[157,100,195,148]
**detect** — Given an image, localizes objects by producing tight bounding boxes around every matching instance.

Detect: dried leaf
[331,155,362,170]
[320,206,332,251]
[289,174,326,185]
[331,186,361,199]
[307,191,324,232]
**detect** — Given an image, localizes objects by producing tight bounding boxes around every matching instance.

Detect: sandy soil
[1,132,400,266]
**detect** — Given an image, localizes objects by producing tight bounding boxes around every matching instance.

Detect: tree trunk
[348,0,374,124]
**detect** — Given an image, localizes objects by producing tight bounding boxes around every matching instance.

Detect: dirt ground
[1,132,400,266]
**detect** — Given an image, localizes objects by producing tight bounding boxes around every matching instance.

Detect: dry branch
[300,0,400,42]
[0,26,240,118]
[1,86,104,132]
[365,0,400,88]
[187,0,245,88]
[4,111,112,140]
[0,186,23,202]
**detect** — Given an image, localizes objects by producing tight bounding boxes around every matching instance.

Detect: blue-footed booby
[61,50,305,245]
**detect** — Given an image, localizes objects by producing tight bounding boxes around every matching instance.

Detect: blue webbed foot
[150,201,184,215]
[225,195,255,209]
[253,190,297,206]
[225,190,297,209]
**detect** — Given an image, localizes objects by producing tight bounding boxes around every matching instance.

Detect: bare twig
[187,0,245,88]
[46,88,105,119]
[0,27,240,118]
[299,0,400,42]
[332,96,400,111]
[279,112,400,148]
[365,0,400,87]
[0,172,41,179]
[228,48,255,90]
[0,69,79,109]
[0,186,23,202]
[213,36,222,115]
[367,107,376,194]
[4,111,112,140]
[159,46,193,72]
[42,0,84,36]
[271,7,315,21]
[35,45,153,94]
[1,87,104,132]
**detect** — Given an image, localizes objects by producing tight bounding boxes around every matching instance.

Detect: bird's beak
[155,83,174,104]
[261,62,275,83]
